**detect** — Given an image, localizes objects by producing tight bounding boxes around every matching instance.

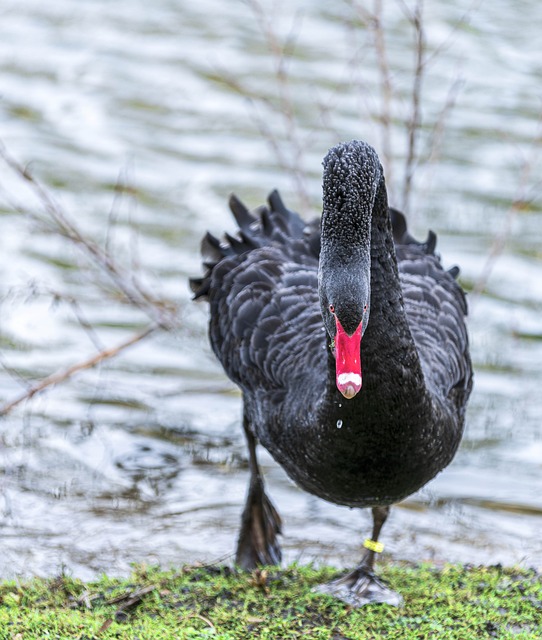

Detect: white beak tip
[336,373,362,399]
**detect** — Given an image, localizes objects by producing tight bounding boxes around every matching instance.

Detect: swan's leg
[235,413,282,569]
[314,506,403,607]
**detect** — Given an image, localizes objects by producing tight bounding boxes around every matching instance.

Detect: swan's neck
[324,179,427,411]
[367,182,409,343]
[317,140,428,415]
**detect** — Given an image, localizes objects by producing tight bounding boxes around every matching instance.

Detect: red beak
[334,319,362,399]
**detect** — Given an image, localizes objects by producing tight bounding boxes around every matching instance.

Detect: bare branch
[0,143,178,413]
[104,164,133,259]
[416,76,464,205]
[424,78,463,167]
[401,0,425,214]
[0,324,157,416]
[424,0,483,69]
[214,1,311,213]
[0,357,33,392]
[471,135,542,304]
[372,0,394,191]
[346,0,394,194]
[0,142,178,331]
[251,0,311,213]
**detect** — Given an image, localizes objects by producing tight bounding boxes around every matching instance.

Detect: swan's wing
[394,231,472,412]
[191,192,325,395]
[190,190,319,299]
[209,249,325,393]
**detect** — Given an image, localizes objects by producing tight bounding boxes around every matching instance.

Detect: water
[0,0,541,580]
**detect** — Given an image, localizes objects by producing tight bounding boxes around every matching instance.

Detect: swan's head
[319,140,383,399]
[320,273,370,399]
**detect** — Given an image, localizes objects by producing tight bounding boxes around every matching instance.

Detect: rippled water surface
[1,0,541,579]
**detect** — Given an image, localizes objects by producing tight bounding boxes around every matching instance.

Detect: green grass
[0,563,540,639]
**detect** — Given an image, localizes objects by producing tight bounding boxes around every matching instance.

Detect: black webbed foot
[235,476,282,569]
[314,506,402,607]
[314,565,403,607]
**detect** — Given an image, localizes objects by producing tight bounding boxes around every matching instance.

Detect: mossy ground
[0,563,540,639]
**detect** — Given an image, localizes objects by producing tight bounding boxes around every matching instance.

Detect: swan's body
[191,141,472,606]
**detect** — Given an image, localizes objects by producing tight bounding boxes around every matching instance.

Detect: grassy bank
[0,563,540,639]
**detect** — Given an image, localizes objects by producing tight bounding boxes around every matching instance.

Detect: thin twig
[372,0,394,191]
[263,2,310,213]
[346,0,394,194]
[96,584,157,633]
[417,76,464,206]
[105,584,157,606]
[470,159,539,304]
[471,203,528,305]
[401,0,425,214]
[50,287,106,353]
[190,613,216,631]
[423,0,483,69]
[229,0,311,213]
[0,325,156,416]
[104,165,130,259]
[423,78,463,167]
[0,142,178,331]
[0,357,33,392]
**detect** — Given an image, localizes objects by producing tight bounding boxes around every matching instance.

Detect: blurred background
[0,0,541,580]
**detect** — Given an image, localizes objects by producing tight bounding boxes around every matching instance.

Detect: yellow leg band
[363,538,384,553]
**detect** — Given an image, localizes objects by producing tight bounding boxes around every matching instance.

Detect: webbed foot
[313,566,403,607]
[235,476,282,569]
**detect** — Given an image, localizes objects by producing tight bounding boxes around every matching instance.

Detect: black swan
[190,140,473,606]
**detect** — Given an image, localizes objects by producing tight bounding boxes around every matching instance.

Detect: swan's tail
[389,207,460,280]
[190,190,317,300]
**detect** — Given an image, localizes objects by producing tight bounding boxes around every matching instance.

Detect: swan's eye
[363,304,368,313]
[329,304,335,314]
